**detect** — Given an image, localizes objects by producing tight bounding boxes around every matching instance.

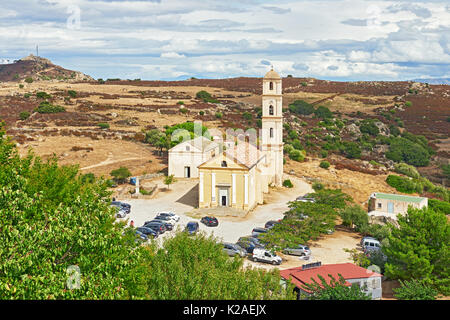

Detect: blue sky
[0,0,449,81]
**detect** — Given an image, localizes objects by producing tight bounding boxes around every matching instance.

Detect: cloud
[160,52,186,59]
[341,19,367,26]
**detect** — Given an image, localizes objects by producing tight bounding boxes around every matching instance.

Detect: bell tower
[261,67,283,187]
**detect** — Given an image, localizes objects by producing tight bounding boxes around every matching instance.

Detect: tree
[319,161,330,169]
[342,141,361,159]
[386,137,430,167]
[301,274,371,300]
[339,205,368,230]
[19,111,30,121]
[145,129,169,154]
[142,232,296,299]
[288,149,305,162]
[164,174,176,189]
[314,106,333,119]
[110,167,132,184]
[393,279,438,300]
[383,207,450,295]
[359,119,379,136]
[288,100,315,115]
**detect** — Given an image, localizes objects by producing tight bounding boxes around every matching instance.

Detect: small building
[168,136,219,178]
[280,263,383,300]
[197,142,268,211]
[368,192,428,220]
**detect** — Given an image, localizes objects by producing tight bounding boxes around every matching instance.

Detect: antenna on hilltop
[36,45,39,57]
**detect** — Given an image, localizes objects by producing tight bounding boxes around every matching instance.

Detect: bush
[291,139,303,150]
[24,77,33,83]
[98,122,110,129]
[319,161,330,169]
[393,279,438,300]
[196,90,219,103]
[199,111,205,116]
[215,112,223,119]
[339,205,369,230]
[288,100,315,115]
[312,182,324,191]
[68,90,77,98]
[288,130,299,140]
[110,167,132,184]
[289,149,305,162]
[428,199,450,215]
[34,102,65,114]
[314,106,333,119]
[283,179,293,188]
[36,91,51,99]
[80,173,95,184]
[342,141,361,159]
[320,150,328,158]
[242,112,252,121]
[19,111,30,120]
[177,101,184,105]
[180,108,188,114]
[394,162,420,179]
[386,137,430,167]
[359,119,380,136]
[386,175,422,194]
[24,93,31,98]
[405,101,413,107]
[389,124,400,137]
[19,84,24,89]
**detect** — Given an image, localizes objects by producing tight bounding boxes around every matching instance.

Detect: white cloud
[160,52,186,59]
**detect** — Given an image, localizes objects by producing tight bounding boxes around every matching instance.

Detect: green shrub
[314,106,333,119]
[289,100,315,115]
[342,141,361,159]
[320,150,328,158]
[180,108,188,114]
[68,90,77,98]
[394,162,420,179]
[289,149,305,162]
[34,102,65,114]
[196,90,219,103]
[386,175,422,194]
[291,139,303,150]
[215,112,223,119]
[283,179,293,188]
[319,161,330,169]
[110,167,132,184]
[19,84,24,89]
[389,124,400,137]
[80,173,95,184]
[199,111,205,116]
[405,101,413,107]
[242,112,252,121]
[359,119,380,136]
[428,199,450,214]
[36,91,51,99]
[98,122,110,129]
[393,279,437,300]
[19,111,30,120]
[24,77,33,83]
[288,130,299,140]
[177,101,184,105]
[24,93,31,98]
[312,182,324,191]
[386,137,430,167]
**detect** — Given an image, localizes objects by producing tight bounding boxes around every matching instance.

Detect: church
[168,68,284,212]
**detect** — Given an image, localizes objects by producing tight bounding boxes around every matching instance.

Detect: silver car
[283,245,311,256]
[223,243,246,257]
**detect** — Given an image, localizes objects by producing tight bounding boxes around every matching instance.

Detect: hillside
[0,64,448,205]
[0,54,93,82]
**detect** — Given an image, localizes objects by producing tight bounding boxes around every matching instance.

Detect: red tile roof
[280,263,382,292]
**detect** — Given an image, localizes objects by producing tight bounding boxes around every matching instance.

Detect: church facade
[197,69,284,211]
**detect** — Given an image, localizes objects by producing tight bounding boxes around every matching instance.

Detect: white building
[168,136,219,178]
[368,192,428,220]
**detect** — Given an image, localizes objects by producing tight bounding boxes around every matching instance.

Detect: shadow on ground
[176,183,199,207]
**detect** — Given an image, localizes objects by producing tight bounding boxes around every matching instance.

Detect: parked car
[282,244,311,256]
[201,216,218,227]
[222,243,246,257]
[251,248,282,265]
[136,227,158,238]
[185,221,199,235]
[362,237,381,252]
[239,236,265,248]
[143,221,166,234]
[135,230,149,242]
[264,220,280,229]
[111,201,131,214]
[148,219,173,231]
[296,194,316,203]
[157,212,180,222]
[153,215,176,226]
[237,239,257,254]
[251,227,268,237]
[110,205,126,218]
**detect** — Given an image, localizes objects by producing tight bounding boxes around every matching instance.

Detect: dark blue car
[186,221,199,235]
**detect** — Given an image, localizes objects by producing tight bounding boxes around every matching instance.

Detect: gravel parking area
[118,175,361,269]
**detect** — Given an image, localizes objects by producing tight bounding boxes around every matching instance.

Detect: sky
[0,0,449,81]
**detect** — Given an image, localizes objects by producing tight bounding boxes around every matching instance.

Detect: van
[251,248,282,265]
[361,237,381,252]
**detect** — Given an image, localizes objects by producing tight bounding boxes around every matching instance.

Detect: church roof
[169,136,217,152]
[264,68,281,79]
[225,142,265,169]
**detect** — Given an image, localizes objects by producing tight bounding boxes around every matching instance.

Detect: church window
[186,146,190,151]
[270,128,274,138]
[269,105,274,115]
[269,82,273,90]
[221,161,228,167]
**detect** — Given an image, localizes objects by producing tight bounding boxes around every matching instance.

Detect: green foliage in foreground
[301,274,371,300]
[393,279,438,300]
[145,232,295,300]
[383,207,450,295]
[0,125,296,300]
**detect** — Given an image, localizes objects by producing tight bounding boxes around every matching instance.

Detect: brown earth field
[0,76,449,187]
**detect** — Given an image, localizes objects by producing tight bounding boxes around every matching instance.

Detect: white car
[152,216,176,226]
[157,212,180,222]
[251,248,282,265]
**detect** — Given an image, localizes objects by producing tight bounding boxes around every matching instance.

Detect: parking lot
[117,175,361,269]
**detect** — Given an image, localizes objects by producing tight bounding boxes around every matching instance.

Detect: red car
[200,216,218,227]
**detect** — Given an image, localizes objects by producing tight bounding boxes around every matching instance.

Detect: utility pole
[36,45,39,57]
